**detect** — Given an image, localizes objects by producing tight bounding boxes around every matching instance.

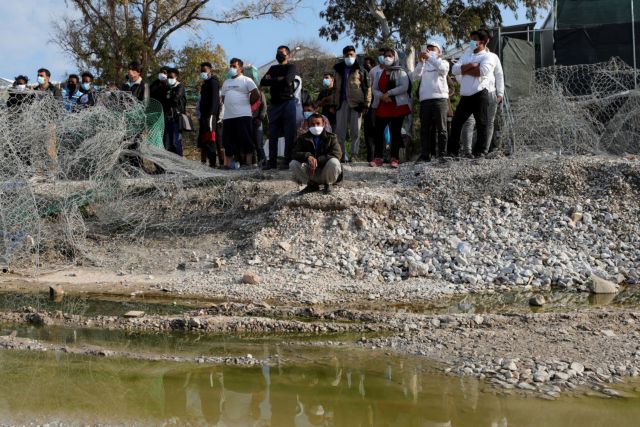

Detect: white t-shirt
[221,75,257,119]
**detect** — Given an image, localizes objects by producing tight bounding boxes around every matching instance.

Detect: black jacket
[292,130,342,168]
[35,84,62,100]
[260,63,297,104]
[149,79,169,103]
[199,76,221,131]
[163,84,186,120]
[121,81,145,102]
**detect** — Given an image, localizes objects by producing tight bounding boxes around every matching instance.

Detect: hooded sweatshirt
[411,52,450,101]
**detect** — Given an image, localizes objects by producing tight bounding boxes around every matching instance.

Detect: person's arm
[317,133,341,168]
[249,88,260,104]
[210,78,221,117]
[385,71,410,96]
[429,55,450,75]
[479,55,494,77]
[260,66,275,86]
[283,63,297,84]
[451,57,464,76]
[493,56,505,100]
[411,61,425,82]
[292,136,312,163]
[258,92,267,120]
[371,72,384,99]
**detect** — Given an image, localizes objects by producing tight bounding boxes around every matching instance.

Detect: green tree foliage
[319,0,550,51]
[176,41,227,89]
[52,0,301,82]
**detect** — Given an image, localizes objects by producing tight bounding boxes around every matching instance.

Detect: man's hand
[361,107,369,116]
[264,74,271,80]
[381,93,392,103]
[419,51,430,62]
[460,63,479,74]
[307,156,318,172]
[496,95,503,104]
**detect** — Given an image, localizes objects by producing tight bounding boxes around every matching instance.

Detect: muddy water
[0,349,638,426]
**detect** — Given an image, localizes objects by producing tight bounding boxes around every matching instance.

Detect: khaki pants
[336,103,362,160]
[290,158,342,185]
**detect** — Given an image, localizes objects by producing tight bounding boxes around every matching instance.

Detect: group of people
[4,28,504,196]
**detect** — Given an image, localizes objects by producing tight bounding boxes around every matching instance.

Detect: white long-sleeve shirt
[411,54,450,101]
[452,49,504,97]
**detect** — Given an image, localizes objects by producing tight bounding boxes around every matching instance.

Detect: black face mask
[67,84,77,93]
[276,52,286,63]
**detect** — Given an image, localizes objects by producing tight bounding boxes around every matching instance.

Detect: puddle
[377,287,640,315]
[0,290,203,317]
[0,324,360,358]
[0,348,638,425]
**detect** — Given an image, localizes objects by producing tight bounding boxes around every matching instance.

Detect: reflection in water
[0,348,639,426]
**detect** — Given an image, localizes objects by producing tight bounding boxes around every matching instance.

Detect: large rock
[123,311,145,318]
[49,285,64,302]
[529,295,546,307]
[590,274,619,294]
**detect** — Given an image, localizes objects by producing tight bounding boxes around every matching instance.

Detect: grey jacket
[371,50,411,109]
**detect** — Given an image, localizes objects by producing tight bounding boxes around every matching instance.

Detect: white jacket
[411,54,450,101]
[452,49,503,97]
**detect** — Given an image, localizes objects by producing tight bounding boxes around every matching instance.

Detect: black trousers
[448,89,489,156]
[198,116,219,167]
[420,98,448,159]
[374,115,405,160]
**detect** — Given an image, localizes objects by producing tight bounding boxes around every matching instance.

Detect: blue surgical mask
[200,72,209,81]
[158,73,168,81]
[378,55,385,65]
[469,40,478,50]
[81,83,91,91]
[344,56,356,66]
[303,111,313,119]
[37,76,46,85]
[228,67,238,78]
[322,78,331,88]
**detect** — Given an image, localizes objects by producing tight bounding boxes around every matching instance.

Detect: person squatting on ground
[298,100,332,137]
[291,113,343,195]
[370,48,411,169]
[160,68,187,156]
[221,57,260,169]
[412,41,450,162]
[458,41,505,157]
[260,45,298,170]
[448,29,501,158]
[332,45,371,163]
[197,62,222,168]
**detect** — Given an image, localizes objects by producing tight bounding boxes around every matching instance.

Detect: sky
[0,0,550,82]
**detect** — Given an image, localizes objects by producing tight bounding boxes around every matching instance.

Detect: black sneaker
[415,155,431,164]
[299,184,320,195]
[262,162,276,171]
[323,184,333,194]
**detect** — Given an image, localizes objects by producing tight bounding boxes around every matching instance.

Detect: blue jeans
[267,99,297,164]
[163,119,183,156]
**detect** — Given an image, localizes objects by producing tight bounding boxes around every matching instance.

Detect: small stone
[602,330,616,337]
[502,360,517,371]
[570,212,583,223]
[242,272,261,285]
[473,315,484,325]
[517,382,537,391]
[590,274,618,294]
[49,285,64,302]
[123,311,145,318]
[278,241,291,252]
[353,216,366,230]
[554,372,570,381]
[176,262,187,271]
[529,295,546,307]
[570,362,585,374]
[602,388,620,397]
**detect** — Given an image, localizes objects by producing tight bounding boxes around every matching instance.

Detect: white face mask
[384,57,394,67]
[309,126,324,136]
[200,72,209,81]
[344,56,356,66]
[167,78,177,86]
[15,84,26,92]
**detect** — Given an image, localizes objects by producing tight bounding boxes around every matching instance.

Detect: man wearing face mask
[291,113,343,195]
[448,29,499,157]
[76,72,97,108]
[298,100,332,137]
[121,61,146,102]
[260,45,298,170]
[35,68,62,100]
[150,66,170,105]
[198,62,222,168]
[162,68,187,156]
[221,58,261,169]
[412,41,450,162]
[332,45,371,163]
[7,75,33,112]
[316,72,337,130]
[62,74,84,112]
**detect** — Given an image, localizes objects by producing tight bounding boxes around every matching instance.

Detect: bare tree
[53,0,302,82]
